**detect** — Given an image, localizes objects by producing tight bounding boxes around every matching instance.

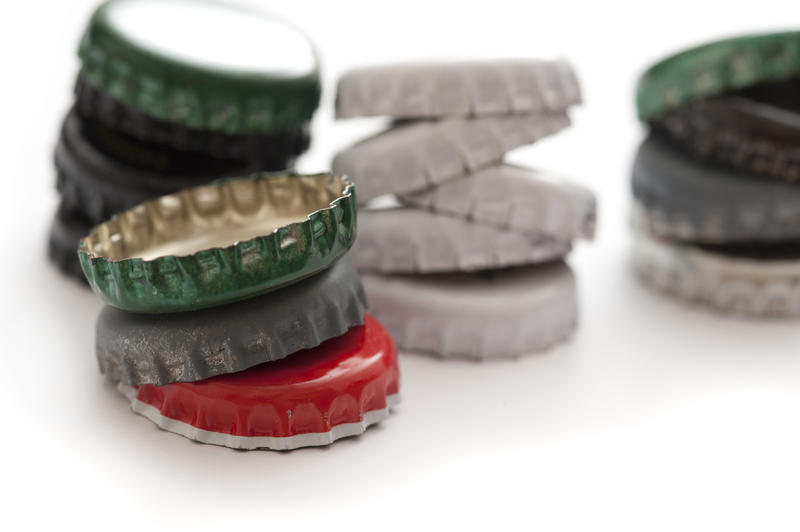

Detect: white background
[1,0,800,529]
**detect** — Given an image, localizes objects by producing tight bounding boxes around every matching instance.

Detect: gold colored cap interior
[82,174,349,262]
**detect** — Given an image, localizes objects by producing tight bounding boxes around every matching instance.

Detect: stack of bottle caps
[80,172,400,450]
[632,31,800,316]
[49,0,320,281]
[333,60,596,358]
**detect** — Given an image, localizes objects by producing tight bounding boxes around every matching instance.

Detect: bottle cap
[332,112,570,204]
[79,172,356,313]
[361,262,577,359]
[78,0,321,134]
[97,258,366,386]
[632,134,800,243]
[336,59,581,119]
[118,314,400,450]
[402,164,596,241]
[633,226,800,316]
[56,108,252,224]
[352,208,571,274]
[652,84,800,182]
[48,203,92,283]
[73,76,311,164]
[636,31,800,120]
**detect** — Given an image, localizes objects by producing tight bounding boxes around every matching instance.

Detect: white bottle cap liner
[402,164,596,241]
[633,225,800,316]
[332,112,570,204]
[351,208,572,274]
[361,261,577,359]
[336,59,581,119]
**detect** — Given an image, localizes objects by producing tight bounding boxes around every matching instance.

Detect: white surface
[2,0,800,530]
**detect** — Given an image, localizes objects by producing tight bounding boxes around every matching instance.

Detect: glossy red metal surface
[134,314,399,438]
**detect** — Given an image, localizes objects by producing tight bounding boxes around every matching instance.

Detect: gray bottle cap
[332,112,570,204]
[402,164,596,241]
[632,133,800,243]
[361,261,577,359]
[336,59,581,119]
[96,257,366,385]
[352,208,571,273]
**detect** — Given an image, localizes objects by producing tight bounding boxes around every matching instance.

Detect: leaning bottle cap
[78,172,357,314]
[332,112,570,204]
[636,31,800,120]
[351,208,572,274]
[78,0,321,134]
[118,314,400,451]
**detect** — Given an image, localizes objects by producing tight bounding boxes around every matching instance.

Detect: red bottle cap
[119,314,400,450]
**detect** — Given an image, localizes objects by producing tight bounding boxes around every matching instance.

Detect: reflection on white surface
[106,0,316,75]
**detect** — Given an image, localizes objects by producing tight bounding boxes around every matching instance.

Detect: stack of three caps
[49,0,320,281]
[80,172,399,450]
[633,31,800,316]
[333,60,596,359]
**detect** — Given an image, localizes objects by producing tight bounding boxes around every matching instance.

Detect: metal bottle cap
[48,203,92,283]
[633,225,800,316]
[632,133,800,243]
[79,172,357,313]
[361,261,577,359]
[78,0,321,134]
[336,59,581,119]
[352,208,572,274]
[651,87,800,183]
[332,112,570,204]
[97,257,366,386]
[636,31,800,120]
[56,108,253,224]
[402,164,596,242]
[118,314,400,451]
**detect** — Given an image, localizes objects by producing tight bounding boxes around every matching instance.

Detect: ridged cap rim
[78,172,357,313]
[636,31,800,120]
[121,314,400,449]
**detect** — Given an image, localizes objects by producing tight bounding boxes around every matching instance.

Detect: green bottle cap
[78,0,321,134]
[78,172,357,313]
[636,31,800,120]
